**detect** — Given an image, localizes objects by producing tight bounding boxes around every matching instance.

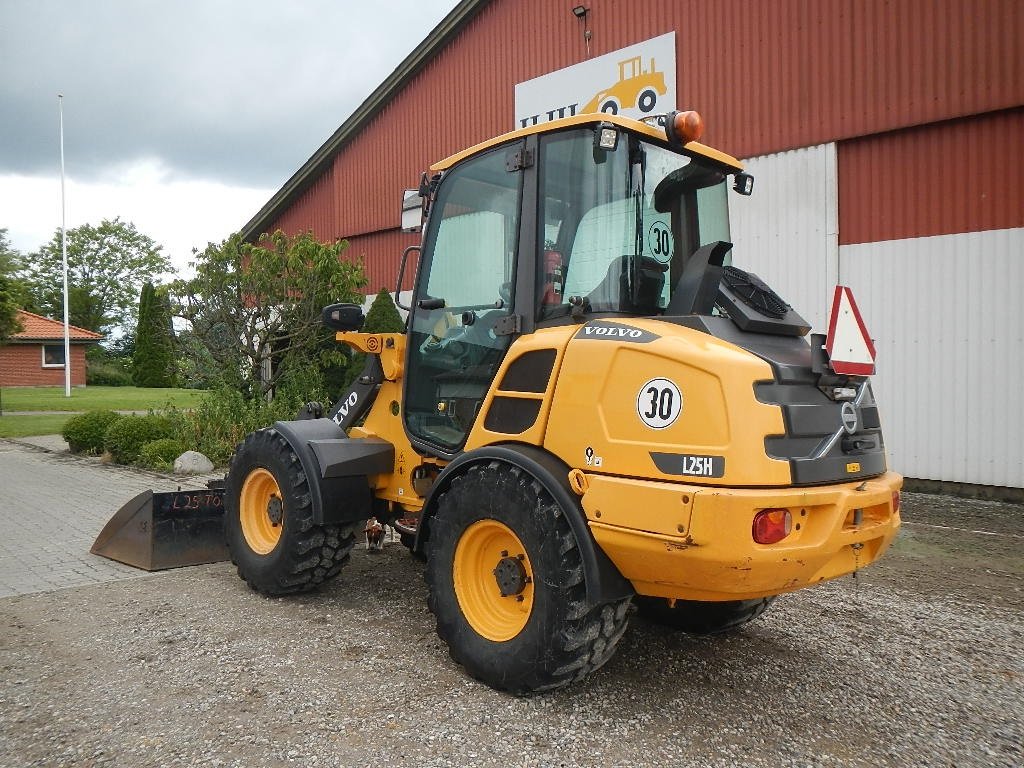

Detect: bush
[164,385,318,467]
[103,414,174,464]
[86,358,132,386]
[62,410,123,454]
[138,438,187,471]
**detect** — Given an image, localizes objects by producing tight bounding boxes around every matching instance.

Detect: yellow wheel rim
[239,468,284,555]
[453,519,534,642]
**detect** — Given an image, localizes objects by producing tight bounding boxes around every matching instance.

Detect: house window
[42,344,66,368]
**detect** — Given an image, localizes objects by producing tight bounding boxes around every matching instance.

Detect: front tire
[426,461,631,694]
[225,428,355,595]
[635,596,776,634]
[637,88,658,113]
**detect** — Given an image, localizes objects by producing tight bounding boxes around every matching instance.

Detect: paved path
[0,440,221,597]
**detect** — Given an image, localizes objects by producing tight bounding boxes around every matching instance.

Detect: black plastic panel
[499,349,557,393]
[483,396,542,434]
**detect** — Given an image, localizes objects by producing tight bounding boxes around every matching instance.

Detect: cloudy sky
[0,0,461,275]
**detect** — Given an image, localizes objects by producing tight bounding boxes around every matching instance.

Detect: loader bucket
[91,488,228,571]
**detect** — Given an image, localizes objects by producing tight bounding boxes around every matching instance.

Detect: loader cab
[403,116,742,457]
[404,143,522,454]
[535,126,732,321]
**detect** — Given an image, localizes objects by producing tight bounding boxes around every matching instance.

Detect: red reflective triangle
[825,286,876,375]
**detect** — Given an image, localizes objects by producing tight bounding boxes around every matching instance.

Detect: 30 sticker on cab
[636,378,682,429]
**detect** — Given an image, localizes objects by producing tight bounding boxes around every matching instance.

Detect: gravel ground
[1,489,1022,768]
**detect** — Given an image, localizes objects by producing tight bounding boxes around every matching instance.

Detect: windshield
[537,128,731,319]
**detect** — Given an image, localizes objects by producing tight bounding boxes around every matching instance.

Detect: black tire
[225,428,355,595]
[637,88,658,113]
[635,596,776,634]
[425,461,632,694]
[600,98,619,114]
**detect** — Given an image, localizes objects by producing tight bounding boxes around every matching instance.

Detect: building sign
[514,32,676,129]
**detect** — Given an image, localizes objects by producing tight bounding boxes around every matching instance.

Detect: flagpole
[59,94,71,398]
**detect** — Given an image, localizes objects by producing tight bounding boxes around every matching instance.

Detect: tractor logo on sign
[580,56,668,115]
[514,33,676,128]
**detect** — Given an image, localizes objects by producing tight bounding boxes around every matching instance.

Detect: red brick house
[0,310,103,387]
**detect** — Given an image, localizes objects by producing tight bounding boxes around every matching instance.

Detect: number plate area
[649,452,726,478]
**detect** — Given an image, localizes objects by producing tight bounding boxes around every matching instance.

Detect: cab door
[404,144,524,454]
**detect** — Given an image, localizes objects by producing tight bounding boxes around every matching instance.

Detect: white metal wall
[729,144,839,332]
[729,144,1023,488]
[841,228,1024,488]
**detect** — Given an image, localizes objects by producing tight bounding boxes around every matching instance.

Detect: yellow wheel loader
[222,111,902,693]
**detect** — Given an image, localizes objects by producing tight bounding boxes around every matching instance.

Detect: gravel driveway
[0,441,1021,767]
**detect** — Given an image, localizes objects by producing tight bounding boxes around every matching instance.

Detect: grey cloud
[0,0,458,187]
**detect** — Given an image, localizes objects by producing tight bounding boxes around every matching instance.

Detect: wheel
[635,596,776,634]
[637,88,658,113]
[600,98,619,114]
[225,428,355,595]
[425,461,632,694]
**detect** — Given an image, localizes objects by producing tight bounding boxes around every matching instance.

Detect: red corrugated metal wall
[838,107,1024,244]
[267,0,1024,282]
[271,163,336,238]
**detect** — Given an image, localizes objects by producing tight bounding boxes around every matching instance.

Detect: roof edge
[13,309,104,340]
[240,0,490,243]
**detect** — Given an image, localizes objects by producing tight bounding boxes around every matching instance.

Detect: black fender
[415,443,634,609]
[271,419,394,526]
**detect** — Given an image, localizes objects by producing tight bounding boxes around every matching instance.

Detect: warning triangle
[825,286,876,375]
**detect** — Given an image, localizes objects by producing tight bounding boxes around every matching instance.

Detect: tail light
[752,508,792,544]
[892,490,901,515]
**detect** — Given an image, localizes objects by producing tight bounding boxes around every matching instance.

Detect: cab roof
[430,112,745,173]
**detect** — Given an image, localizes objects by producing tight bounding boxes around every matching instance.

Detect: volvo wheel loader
[223,111,902,694]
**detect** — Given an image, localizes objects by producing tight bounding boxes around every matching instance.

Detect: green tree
[0,229,25,341]
[363,287,405,334]
[0,227,21,275]
[174,230,367,399]
[21,218,171,334]
[0,273,22,342]
[133,282,176,387]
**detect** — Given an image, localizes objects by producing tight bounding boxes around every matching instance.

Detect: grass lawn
[0,414,74,438]
[0,386,207,413]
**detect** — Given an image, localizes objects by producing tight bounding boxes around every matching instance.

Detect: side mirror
[321,303,365,332]
[401,189,424,232]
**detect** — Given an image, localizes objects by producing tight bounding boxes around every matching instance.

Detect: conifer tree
[132,282,176,387]
[363,288,405,334]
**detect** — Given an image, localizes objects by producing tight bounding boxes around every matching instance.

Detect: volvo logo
[841,402,859,434]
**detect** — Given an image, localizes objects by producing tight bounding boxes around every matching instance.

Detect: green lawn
[0,386,207,413]
[0,414,74,438]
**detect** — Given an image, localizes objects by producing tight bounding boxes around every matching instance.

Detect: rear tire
[426,461,631,694]
[225,428,355,595]
[636,596,775,634]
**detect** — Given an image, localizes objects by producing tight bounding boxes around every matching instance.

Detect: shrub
[86,358,132,386]
[103,414,174,464]
[138,438,187,471]
[164,385,317,467]
[62,410,123,454]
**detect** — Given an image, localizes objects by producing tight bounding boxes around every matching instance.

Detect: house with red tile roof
[0,310,103,387]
